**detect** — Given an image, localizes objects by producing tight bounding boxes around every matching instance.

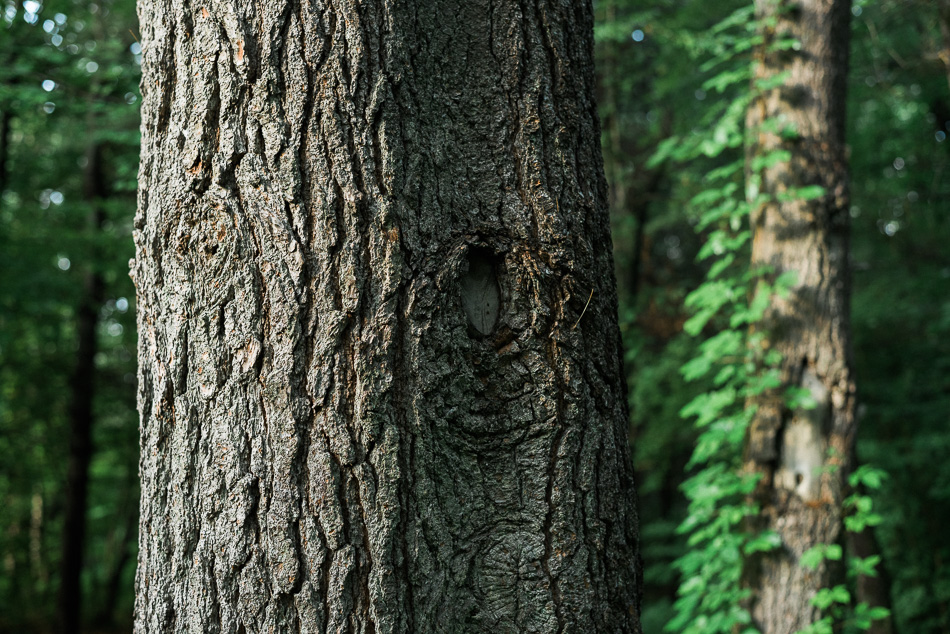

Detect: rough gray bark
[133,1,641,632]
[743,0,858,631]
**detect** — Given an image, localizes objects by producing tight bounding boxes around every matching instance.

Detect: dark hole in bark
[461,246,500,335]
[795,472,804,485]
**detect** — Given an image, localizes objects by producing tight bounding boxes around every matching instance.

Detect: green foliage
[801,544,844,571]
[596,0,754,624]
[644,2,896,633]
[655,6,772,632]
[844,1,950,630]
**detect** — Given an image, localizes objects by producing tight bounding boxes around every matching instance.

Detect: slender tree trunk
[30,489,49,588]
[95,502,137,627]
[133,1,641,632]
[597,3,665,308]
[0,109,9,203]
[625,168,664,304]
[847,525,894,634]
[939,0,950,93]
[743,0,857,631]
[58,143,106,634]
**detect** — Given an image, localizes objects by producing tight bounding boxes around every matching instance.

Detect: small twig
[572,289,594,330]
[129,29,140,44]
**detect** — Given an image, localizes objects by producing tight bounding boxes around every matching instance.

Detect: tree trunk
[30,489,49,589]
[95,501,138,627]
[58,143,107,634]
[743,0,856,631]
[133,1,641,632]
[939,0,950,93]
[847,523,894,634]
[0,109,9,202]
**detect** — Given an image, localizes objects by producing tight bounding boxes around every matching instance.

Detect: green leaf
[795,617,834,634]
[801,547,825,571]
[848,465,888,490]
[800,544,842,571]
[778,184,826,202]
[786,385,818,410]
[750,149,791,171]
[744,531,781,554]
[703,67,752,93]
[810,585,850,610]
[848,555,882,578]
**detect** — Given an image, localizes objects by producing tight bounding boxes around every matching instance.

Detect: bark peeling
[133,1,641,632]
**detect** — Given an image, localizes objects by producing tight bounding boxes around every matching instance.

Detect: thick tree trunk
[58,143,107,634]
[743,0,856,631]
[133,1,641,632]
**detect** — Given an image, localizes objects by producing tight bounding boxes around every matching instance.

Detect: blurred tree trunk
[95,502,137,627]
[30,489,48,588]
[742,0,871,631]
[133,1,641,632]
[847,523,894,634]
[58,143,106,634]
[938,0,950,94]
[0,110,9,202]
[597,0,667,307]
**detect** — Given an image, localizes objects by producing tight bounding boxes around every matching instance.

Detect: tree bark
[743,0,856,631]
[133,1,641,632]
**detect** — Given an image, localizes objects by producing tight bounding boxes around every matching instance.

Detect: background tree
[594,0,950,631]
[132,0,641,631]
[742,0,856,629]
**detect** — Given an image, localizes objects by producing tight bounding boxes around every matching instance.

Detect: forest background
[1,0,948,632]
